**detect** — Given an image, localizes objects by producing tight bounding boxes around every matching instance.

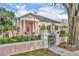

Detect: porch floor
[49,46,79,56]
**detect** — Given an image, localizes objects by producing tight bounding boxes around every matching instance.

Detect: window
[60,31,65,37]
[47,25,51,32]
[40,24,46,31]
[55,26,58,30]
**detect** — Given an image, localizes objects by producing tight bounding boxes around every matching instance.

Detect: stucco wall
[0,40,43,56]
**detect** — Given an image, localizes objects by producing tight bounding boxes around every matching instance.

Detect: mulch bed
[58,42,78,51]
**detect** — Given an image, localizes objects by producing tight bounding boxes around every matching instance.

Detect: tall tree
[0,8,15,37]
[53,3,79,48]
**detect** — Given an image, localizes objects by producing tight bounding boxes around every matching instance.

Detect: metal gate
[48,35,56,47]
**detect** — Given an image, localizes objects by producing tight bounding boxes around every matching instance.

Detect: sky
[0,3,68,22]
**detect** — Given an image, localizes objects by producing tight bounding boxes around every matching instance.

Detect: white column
[37,21,39,35]
[20,20,22,35]
[35,21,38,35]
[35,21,36,34]
[38,21,40,34]
[23,20,26,35]
[33,21,35,33]
[34,22,35,33]
[54,30,60,46]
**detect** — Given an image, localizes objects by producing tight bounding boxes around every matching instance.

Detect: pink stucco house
[14,13,61,36]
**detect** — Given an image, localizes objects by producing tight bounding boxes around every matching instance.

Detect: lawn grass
[12,49,60,56]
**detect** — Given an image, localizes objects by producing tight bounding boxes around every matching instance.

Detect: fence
[0,32,55,56]
[48,35,56,47]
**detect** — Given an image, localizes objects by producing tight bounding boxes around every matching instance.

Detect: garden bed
[58,42,78,51]
[0,35,41,44]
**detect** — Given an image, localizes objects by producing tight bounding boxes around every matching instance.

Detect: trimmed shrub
[15,36,25,42]
[36,35,41,40]
[0,37,14,44]
[0,35,41,44]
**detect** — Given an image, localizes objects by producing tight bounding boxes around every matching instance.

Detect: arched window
[55,26,58,30]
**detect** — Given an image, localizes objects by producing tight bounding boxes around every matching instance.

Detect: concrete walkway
[49,46,79,56]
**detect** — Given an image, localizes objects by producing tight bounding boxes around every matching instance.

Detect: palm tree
[53,3,79,48]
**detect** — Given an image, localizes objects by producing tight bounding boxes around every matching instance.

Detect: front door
[25,21,33,35]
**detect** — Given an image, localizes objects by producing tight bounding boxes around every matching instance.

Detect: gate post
[41,31,48,48]
[54,30,60,46]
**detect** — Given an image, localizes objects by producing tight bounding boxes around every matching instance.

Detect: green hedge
[0,37,15,44]
[0,35,41,44]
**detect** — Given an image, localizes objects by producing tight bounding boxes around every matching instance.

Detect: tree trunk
[16,29,19,36]
[68,3,79,48]
[11,30,15,37]
[5,31,9,37]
